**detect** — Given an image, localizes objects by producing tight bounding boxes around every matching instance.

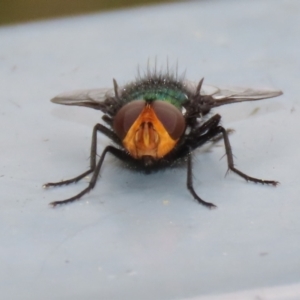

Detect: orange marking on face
[122,104,178,159]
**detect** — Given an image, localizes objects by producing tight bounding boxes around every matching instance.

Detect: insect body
[44,71,282,208]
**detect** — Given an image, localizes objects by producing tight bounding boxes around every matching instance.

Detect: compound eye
[113,100,146,139]
[152,101,185,140]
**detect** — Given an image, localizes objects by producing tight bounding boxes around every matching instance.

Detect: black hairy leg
[44,124,121,188]
[43,123,122,206]
[47,145,129,207]
[186,151,217,209]
[176,114,278,208]
[182,115,224,208]
[189,114,221,137]
[216,126,279,186]
[182,114,278,187]
[173,114,222,159]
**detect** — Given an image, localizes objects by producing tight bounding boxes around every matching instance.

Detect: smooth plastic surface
[0,0,299,299]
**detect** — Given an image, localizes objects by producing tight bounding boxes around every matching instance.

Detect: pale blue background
[0,0,299,299]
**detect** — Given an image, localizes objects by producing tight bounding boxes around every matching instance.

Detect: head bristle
[113,78,120,100]
[134,60,186,84]
[195,78,204,95]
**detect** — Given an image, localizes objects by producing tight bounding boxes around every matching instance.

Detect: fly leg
[184,115,225,209]
[210,128,234,144]
[44,123,121,188]
[190,114,233,144]
[183,115,278,208]
[174,114,222,158]
[190,114,221,136]
[187,151,217,209]
[49,146,129,207]
[217,126,279,186]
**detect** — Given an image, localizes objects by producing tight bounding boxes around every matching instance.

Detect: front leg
[44,123,121,188]
[189,114,221,137]
[172,114,222,159]
[49,146,129,206]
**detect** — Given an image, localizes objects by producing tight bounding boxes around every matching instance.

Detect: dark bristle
[135,60,185,83]
[121,73,190,104]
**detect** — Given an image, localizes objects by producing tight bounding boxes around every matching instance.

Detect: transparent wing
[184,80,283,107]
[51,80,282,110]
[209,86,282,100]
[51,88,116,110]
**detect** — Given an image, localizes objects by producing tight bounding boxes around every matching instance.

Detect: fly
[44,69,282,208]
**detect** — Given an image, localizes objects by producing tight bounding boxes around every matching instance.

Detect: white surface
[0,0,299,299]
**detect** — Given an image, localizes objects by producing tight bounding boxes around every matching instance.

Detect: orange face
[113,100,186,159]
